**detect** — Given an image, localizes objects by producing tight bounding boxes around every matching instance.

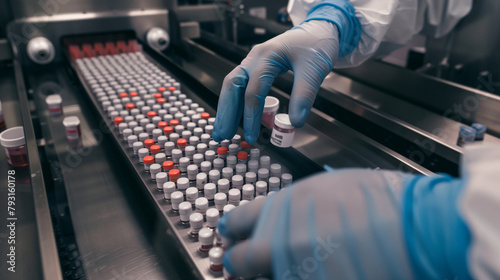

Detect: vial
[237,151,248,164]
[214,193,227,212]
[145,124,156,135]
[179,202,192,224]
[138,148,149,163]
[208,117,216,126]
[127,135,138,148]
[163,160,174,172]
[0,127,28,167]
[204,183,217,200]
[209,247,224,272]
[193,153,204,166]
[198,228,214,253]
[472,123,487,141]
[157,135,168,147]
[170,191,184,211]
[206,208,219,229]
[222,167,233,179]
[256,181,268,196]
[220,140,230,148]
[209,140,219,151]
[181,116,190,126]
[239,200,249,206]
[250,148,260,161]
[152,129,162,141]
[281,173,293,188]
[171,149,182,164]
[213,158,225,171]
[185,146,196,160]
[144,138,155,148]
[271,114,295,148]
[186,187,199,204]
[269,177,280,192]
[189,136,200,146]
[187,122,197,132]
[150,145,161,155]
[133,141,144,155]
[260,155,271,169]
[139,133,150,142]
[217,178,230,194]
[257,168,270,182]
[179,157,190,173]
[248,160,259,173]
[46,94,63,116]
[200,134,211,144]
[156,172,168,190]
[163,126,173,137]
[231,175,244,190]
[270,163,282,178]
[168,169,181,183]
[240,141,251,152]
[197,143,208,154]
[201,161,212,174]
[226,155,237,169]
[204,125,214,135]
[163,181,176,200]
[164,141,175,157]
[235,163,246,176]
[150,163,161,180]
[217,147,228,160]
[181,130,192,140]
[242,184,255,200]
[262,96,279,128]
[195,197,209,215]
[228,144,239,156]
[177,177,190,193]
[209,169,221,183]
[177,138,187,151]
[231,134,242,145]
[143,156,155,172]
[187,164,199,181]
[118,123,128,135]
[205,150,216,162]
[245,172,257,185]
[63,116,81,139]
[228,189,241,206]
[169,133,180,143]
[190,213,204,236]
[193,127,203,138]
[223,204,236,215]
[133,126,144,136]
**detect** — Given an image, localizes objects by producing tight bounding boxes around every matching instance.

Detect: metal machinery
[1,1,500,280]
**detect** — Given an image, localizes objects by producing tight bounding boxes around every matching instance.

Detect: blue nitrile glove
[218,169,472,279]
[213,0,361,144]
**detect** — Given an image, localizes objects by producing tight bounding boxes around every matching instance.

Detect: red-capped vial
[125,103,134,110]
[163,126,173,136]
[200,112,210,119]
[147,111,157,118]
[150,144,161,154]
[144,138,155,148]
[189,213,204,236]
[119,92,128,98]
[163,160,174,171]
[153,93,162,99]
[240,141,251,151]
[217,147,228,159]
[168,169,181,182]
[156,98,166,104]
[143,156,155,172]
[170,119,179,127]
[237,151,248,164]
[168,86,176,91]
[114,116,124,127]
[198,228,214,253]
[158,87,167,92]
[130,92,138,97]
[177,138,187,151]
[158,121,168,129]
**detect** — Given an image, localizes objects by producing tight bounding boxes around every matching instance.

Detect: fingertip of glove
[217,214,228,237]
[289,107,309,128]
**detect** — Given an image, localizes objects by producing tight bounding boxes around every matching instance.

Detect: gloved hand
[218,169,472,279]
[213,0,362,144]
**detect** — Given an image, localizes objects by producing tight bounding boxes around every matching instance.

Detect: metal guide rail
[68,41,301,279]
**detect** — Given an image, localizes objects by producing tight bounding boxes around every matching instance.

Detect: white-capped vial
[221,140,231,148]
[175,125,185,134]
[163,114,173,123]
[139,148,150,163]
[200,161,212,174]
[226,155,237,169]
[242,184,255,200]
[239,200,250,206]
[206,208,219,228]
[155,153,166,164]
[118,122,128,134]
[152,128,162,141]
[193,127,203,138]
[209,169,221,183]
[205,150,216,162]
[185,164,197,180]
[228,189,241,206]
[232,175,244,190]
[201,134,211,144]
[258,168,270,182]
[181,116,190,126]
[181,130,192,140]
[250,148,260,161]
[260,156,271,169]
[204,183,216,200]
[208,117,215,126]
[163,182,176,200]
[193,153,204,166]
[187,122,197,132]
[248,160,259,173]
[133,141,144,156]
[232,134,242,145]
[213,158,225,171]
[164,141,175,156]
[217,178,230,194]
[140,118,150,128]
[281,173,293,188]
[222,167,233,179]
[269,177,280,191]
[157,135,168,147]
[197,143,208,154]
[195,197,209,215]
[198,228,214,252]
[196,172,207,190]
[270,163,282,178]
[169,133,180,143]
[208,140,219,151]
[156,172,168,190]
[150,163,161,180]
[256,181,268,196]
[177,177,190,193]
[209,247,224,272]
[127,135,138,148]
[186,187,199,204]
[235,163,246,176]
[214,193,227,212]
[179,202,192,223]
[185,146,196,160]
[171,149,182,164]
[223,204,236,215]
[138,132,149,142]
[133,126,144,135]
[190,213,204,235]
[170,191,184,211]
[271,114,295,147]
[245,172,257,185]
[191,114,201,123]
[228,143,239,156]
[145,124,156,135]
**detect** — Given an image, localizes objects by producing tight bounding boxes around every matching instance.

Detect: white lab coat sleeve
[459,143,500,280]
[287,0,472,67]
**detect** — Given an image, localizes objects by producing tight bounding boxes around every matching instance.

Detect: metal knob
[27,37,55,64]
[146,27,170,51]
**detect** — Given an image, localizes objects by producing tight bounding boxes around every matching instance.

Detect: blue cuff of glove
[302,0,361,57]
[402,174,472,280]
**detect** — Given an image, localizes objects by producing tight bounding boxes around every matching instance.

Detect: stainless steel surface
[26,65,188,280]
[0,39,12,61]
[7,9,169,65]
[12,58,64,279]
[176,4,224,23]
[238,14,290,36]
[0,67,44,280]
[180,21,201,39]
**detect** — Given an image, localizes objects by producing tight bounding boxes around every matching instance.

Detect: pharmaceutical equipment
[1,1,500,280]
